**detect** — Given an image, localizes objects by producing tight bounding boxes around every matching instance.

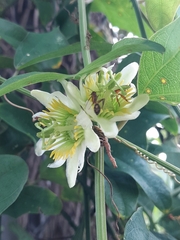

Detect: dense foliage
[1,0,180,239]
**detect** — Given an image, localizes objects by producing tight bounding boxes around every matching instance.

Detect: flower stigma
[35,98,84,161]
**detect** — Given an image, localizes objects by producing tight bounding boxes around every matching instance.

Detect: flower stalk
[78,0,108,239]
[95,147,108,240]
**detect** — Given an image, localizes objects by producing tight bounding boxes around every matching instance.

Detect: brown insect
[88,91,105,115]
[114,89,129,105]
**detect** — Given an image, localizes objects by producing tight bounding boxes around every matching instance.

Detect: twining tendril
[115,137,180,185]
[4,94,34,115]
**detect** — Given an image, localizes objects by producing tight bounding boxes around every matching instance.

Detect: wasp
[89,91,105,115]
[114,88,129,104]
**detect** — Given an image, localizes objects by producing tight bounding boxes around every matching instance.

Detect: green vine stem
[131,0,147,38]
[78,0,108,239]
[78,0,91,67]
[95,147,108,240]
[116,136,180,179]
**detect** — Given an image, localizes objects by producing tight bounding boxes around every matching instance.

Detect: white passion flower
[62,62,149,138]
[31,90,100,188]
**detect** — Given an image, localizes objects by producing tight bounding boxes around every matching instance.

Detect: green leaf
[4,185,62,217]
[115,53,140,72]
[158,199,180,238]
[138,188,154,218]
[75,38,165,78]
[0,103,37,143]
[0,155,28,214]
[120,107,169,148]
[152,232,177,240]
[61,185,83,202]
[14,41,112,70]
[138,17,180,105]
[90,40,112,57]
[0,18,27,48]
[0,125,32,154]
[9,222,33,240]
[14,28,68,69]
[105,173,138,218]
[124,208,159,240]
[90,0,151,36]
[161,117,178,135]
[106,141,172,211]
[0,56,14,69]
[32,0,55,25]
[145,0,180,31]
[40,157,68,186]
[0,72,72,96]
[145,101,170,115]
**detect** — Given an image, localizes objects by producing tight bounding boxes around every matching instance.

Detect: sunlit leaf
[0,155,28,214]
[145,0,180,31]
[4,185,62,217]
[138,17,180,105]
[91,0,152,36]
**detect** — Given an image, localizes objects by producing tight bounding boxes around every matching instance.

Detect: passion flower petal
[85,127,100,152]
[97,118,119,138]
[125,94,149,112]
[66,142,86,188]
[31,90,54,107]
[120,62,139,85]
[48,159,66,168]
